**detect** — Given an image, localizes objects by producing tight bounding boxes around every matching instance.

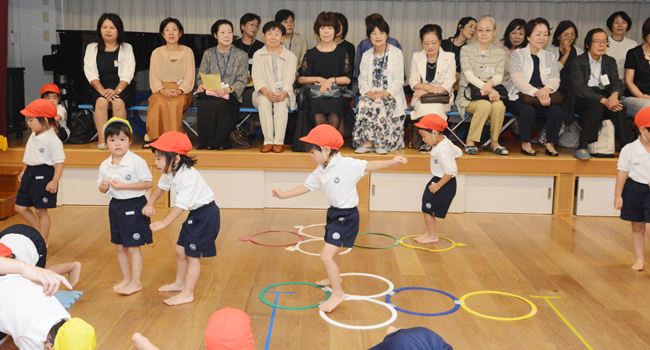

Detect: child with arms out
[142,132,220,306]
[98,118,153,294]
[272,125,407,313]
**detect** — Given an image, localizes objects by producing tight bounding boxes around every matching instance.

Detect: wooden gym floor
[2,207,649,349]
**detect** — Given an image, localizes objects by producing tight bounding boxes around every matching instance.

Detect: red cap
[148,131,192,155]
[0,243,12,258]
[635,107,650,128]
[21,99,57,119]
[205,308,255,350]
[414,113,448,132]
[299,124,344,150]
[40,83,61,96]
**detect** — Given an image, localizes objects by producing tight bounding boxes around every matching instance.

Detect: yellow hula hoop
[399,235,467,252]
[459,291,538,321]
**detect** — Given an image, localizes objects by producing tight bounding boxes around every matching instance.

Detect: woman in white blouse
[252,21,298,153]
[83,13,136,149]
[409,24,456,121]
[606,11,638,80]
[505,18,563,157]
[352,17,407,154]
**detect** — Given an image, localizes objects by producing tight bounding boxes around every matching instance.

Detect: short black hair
[152,149,197,173]
[643,17,650,43]
[502,18,527,49]
[49,319,67,345]
[307,142,340,154]
[211,19,233,38]
[420,24,442,42]
[552,20,578,47]
[41,91,60,99]
[366,17,390,38]
[262,21,286,36]
[159,18,184,37]
[275,9,295,23]
[524,17,551,39]
[34,117,58,136]
[313,12,341,37]
[104,121,132,141]
[584,28,608,51]
[453,17,477,39]
[606,11,632,33]
[95,13,127,52]
[333,13,349,39]
[240,13,261,33]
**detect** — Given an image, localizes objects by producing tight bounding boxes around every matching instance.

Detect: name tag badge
[600,74,610,86]
[177,78,184,86]
[222,83,229,89]
[274,81,284,91]
[125,211,135,216]
[484,66,495,74]
[541,67,551,75]
[248,58,253,65]
[35,176,44,180]
[114,60,120,67]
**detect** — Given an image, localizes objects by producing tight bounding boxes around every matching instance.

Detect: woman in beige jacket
[252,21,297,153]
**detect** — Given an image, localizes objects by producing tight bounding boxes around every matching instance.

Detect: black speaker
[6,67,25,136]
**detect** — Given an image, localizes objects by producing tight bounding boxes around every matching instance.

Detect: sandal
[490,146,509,155]
[464,145,479,155]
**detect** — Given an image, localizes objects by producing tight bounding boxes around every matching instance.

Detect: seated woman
[276,9,307,74]
[145,18,195,148]
[252,21,298,153]
[569,28,628,159]
[233,13,264,113]
[352,17,407,154]
[355,13,402,82]
[606,11,638,80]
[456,16,507,156]
[548,20,583,97]
[297,12,352,132]
[195,19,248,150]
[499,18,527,84]
[409,24,456,121]
[622,17,650,117]
[83,13,135,150]
[505,17,563,157]
[441,17,477,82]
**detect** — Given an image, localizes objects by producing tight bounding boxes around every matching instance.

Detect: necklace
[104,44,118,52]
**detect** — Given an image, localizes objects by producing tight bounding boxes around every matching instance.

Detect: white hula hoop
[319,296,398,330]
[337,273,395,299]
[285,238,352,256]
[294,223,326,240]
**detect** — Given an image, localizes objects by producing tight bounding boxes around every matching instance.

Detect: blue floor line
[264,291,296,350]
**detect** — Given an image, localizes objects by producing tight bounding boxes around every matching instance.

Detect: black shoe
[545,149,559,157]
[520,148,536,156]
[206,146,213,150]
[217,146,227,150]
[196,145,206,150]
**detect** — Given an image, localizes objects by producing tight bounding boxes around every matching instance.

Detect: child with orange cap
[615,107,650,271]
[142,132,219,306]
[14,100,66,247]
[272,124,407,313]
[40,83,70,142]
[414,114,462,244]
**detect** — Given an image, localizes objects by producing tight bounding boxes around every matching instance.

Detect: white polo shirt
[56,104,70,136]
[158,165,214,211]
[304,153,368,209]
[0,275,70,350]
[23,128,65,166]
[617,139,650,184]
[98,150,153,199]
[429,137,462,178]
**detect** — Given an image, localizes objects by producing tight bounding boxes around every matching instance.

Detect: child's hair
[35,117,59,136]
[41,91,60,100]
[104,122,132,141]
[307,143,339,164]
[49,319,66,344]
[417,128,434,133]
[152,148,197,173]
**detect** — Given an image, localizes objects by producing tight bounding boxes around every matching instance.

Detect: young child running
[98,118,153,294]
[143,131,220,306]
[615,107,650,271]
[272,124,407,313]
[14,99,65,247]
[40,83,70,142]
[414,114,462,244]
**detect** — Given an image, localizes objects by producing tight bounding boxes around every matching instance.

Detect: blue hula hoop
[385,287,461,316]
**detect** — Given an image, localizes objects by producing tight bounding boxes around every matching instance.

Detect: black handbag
[465,84,508,101]
[229,114,251,149]
[420,92,450,104]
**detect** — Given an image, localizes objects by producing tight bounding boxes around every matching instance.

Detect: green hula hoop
[354,232,400,249]
[259,282,331,310]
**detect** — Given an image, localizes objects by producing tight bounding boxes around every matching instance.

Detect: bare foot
[68,262,82,287]
[632,258,644,271]
[319,293,346,313]
[164,292,194,306]
[113,279,129,292]
[414,234,439,244]
[132,332,160,350]
[316,277,343,287]
[118,282,142,295]
[158,282,184,292]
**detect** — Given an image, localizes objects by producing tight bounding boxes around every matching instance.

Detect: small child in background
[143,132,220,306]
[272,125,407,313]
[414,114,462,244]
[98,118,153,294]
[40,83,70,143]
[615,107,650,271]
[14,100,65,247]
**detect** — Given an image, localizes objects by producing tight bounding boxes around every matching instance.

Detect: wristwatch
[116,88,123,93]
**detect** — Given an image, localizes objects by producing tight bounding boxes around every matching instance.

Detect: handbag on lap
[517,91,564,106]
[420,92,450,104]
[464,84,509,101]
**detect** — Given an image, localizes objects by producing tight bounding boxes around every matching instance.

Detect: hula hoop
[354,232,399,249]
[319,296,398,330]
[294,223,326,240]
[239,230,304,247]
[459,291,537,321]
[385,287,461,316]
[285,238,353,256]
[259,282,331,310]
[399,235,467,252]
[334,273,395,299]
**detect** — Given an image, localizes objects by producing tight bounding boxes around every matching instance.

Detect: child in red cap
[40,83,70,142]
[615,107,650,271]
[142,132,220,305]
[15,99,66,247]
[272,124,407,313]
[414,114,462,244]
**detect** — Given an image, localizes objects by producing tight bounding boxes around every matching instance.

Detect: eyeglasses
[591,40,608,46]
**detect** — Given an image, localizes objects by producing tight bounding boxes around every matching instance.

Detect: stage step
[0,192,17,220]
[0,166,21,219]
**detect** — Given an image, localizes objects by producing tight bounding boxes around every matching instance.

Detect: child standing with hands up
[272,125,407,313]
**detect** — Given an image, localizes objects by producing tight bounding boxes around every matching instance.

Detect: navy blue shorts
[109,196,152,247]
[620,178,650,223]
[178,201,220,258]
[15,165,57,209]
[367,327,453,350]
[324,207,359,248]
[0,224,47,268]
[422,176,457,219]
